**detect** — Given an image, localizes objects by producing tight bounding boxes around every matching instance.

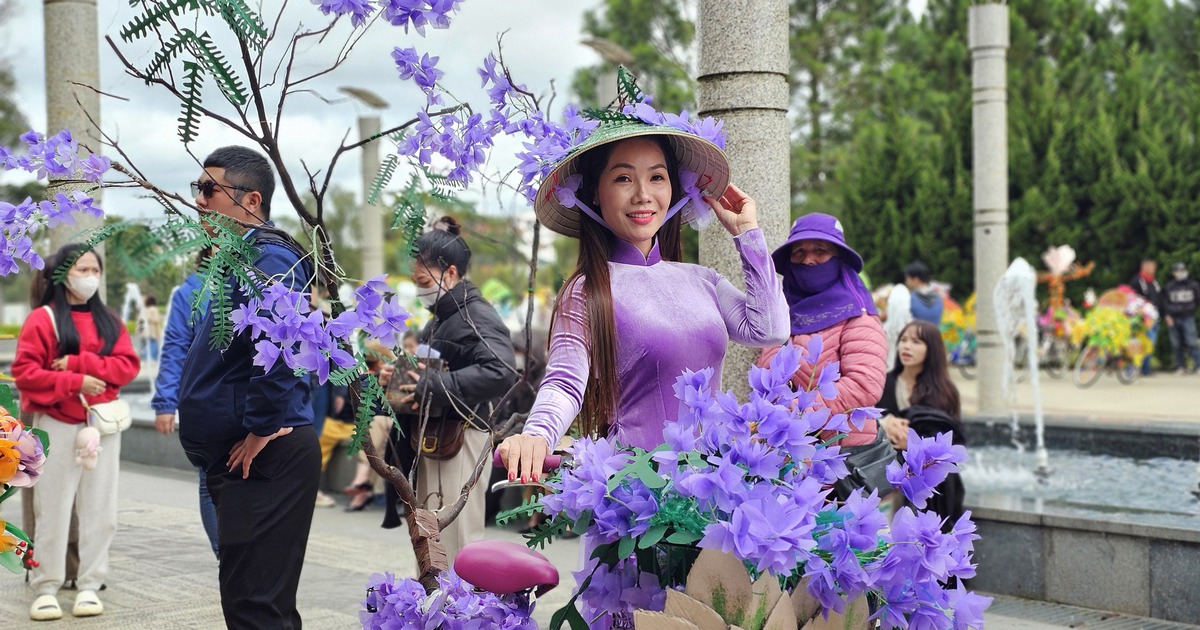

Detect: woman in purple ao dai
[499,115,789,480]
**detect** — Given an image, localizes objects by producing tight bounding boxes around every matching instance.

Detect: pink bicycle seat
[454,540,560,596]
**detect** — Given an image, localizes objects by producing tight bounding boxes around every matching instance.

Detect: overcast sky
[0,1,602,221]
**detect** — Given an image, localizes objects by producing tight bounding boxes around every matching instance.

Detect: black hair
[202,145,276,220]
[414,215,472,277]
[144,294,158,307]
[37,244,123,356]
[904,260,931,284]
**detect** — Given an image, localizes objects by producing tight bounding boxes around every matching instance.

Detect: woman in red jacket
[757,213,887,446]
[12,244,140,621]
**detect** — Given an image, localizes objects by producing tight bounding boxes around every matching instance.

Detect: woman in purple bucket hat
[757,212,888,447]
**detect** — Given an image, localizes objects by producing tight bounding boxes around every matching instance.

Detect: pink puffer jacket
[757,314,888,446]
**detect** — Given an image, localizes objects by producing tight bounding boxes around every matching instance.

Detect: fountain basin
[962,416,1200,625]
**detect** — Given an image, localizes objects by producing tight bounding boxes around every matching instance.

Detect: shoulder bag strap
[42,305,58,340]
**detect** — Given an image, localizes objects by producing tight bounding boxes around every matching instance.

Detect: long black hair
[555,135,684,438]
[891,320,960,419]
[36,244,122,356]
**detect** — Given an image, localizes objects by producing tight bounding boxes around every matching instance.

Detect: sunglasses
[190,180,252,199]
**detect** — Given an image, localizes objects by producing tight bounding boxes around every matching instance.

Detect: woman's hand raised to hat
[705,183,759,236]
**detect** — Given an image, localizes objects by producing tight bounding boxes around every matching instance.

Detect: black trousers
[203,426,320,630]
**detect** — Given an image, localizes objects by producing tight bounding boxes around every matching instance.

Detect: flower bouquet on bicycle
[495,341,988,630]
[1070,287,1156,387]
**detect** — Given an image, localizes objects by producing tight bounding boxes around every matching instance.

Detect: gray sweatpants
[30,414,120,596]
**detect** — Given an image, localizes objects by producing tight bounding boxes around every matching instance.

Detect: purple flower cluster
[231,275,410,384]
[537,336,989,628]
[886,430,969,509]
[392,46,445,107]
[574,557,666,629]
[398,110,500,185]
[380,0,461,35]
[622,102,727,150]
[311,0,375,27]
[0,130,109,275]
[361,570,536,630]
[0,130,110,183]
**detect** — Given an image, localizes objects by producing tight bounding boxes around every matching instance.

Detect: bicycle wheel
[1045,338,1068,380]
[1116,358,1139,385]
[1073,345,1105,388]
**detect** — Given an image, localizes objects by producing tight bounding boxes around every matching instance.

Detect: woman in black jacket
[877,320,967,531]
[394,216,517,559]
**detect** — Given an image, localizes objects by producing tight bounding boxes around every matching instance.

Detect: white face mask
[67,275,100,301]
[1176,271,1189,281]
[416,285,441,308]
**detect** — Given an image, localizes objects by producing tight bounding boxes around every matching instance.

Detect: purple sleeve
[523,278,589,449]
[713,228,790,347]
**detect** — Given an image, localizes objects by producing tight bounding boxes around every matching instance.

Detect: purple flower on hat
[552,173,583,210]
[676,168,714,229]
[622,102,662,126]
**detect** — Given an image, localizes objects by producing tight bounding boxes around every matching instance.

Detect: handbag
[831,424,896,500]
[385,357,465,460]
[80,395,132,435]
[41,305,132,435]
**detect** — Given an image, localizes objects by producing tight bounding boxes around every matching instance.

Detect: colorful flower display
[0,394,48,574]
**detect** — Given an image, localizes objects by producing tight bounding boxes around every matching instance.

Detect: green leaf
[4,519,30,544]
[368,154,400,205]
[119,0,207,42]
[0,383,15,413]
[0,551,23,574]
[665,530,703,545]
[617,535,635,559]
[31,427,49,458]
[638,524,668,549]
[188,31,248,106]
[178,61,204,145]
[548,572,592,630]
[213,0,267,50]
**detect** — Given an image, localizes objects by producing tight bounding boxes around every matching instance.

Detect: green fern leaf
[144,31,193,83]
[188,31,248,106]
[348,376,388,456]
[616,66,645,107]
[212,0,267,50]
[119,0,207,43]
[368,154,399,205]
[178,61,204,145]
[50,223,138,284]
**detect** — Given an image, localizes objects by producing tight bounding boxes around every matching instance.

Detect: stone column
[970,4,1010,416]
[697,0,790,396]
[44,0,103,256]
[359,115,385,280]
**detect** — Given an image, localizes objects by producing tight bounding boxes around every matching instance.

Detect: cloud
[1,1,603,220]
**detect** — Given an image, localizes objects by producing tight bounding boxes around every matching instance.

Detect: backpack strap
[42,305,58,341]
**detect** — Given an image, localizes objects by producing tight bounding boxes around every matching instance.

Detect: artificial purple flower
[552,174,583,210]
[802,333,824,363]
[815,360,841,400]
[381,0,461,35]
[947,580,991,629]
[311,0,374,27]
[886,430,968,509]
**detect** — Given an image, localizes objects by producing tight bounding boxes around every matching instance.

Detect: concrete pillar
[44,0,104,258]
[697,0,790,396]
[359,116,385,280]
[969,4,1010,416]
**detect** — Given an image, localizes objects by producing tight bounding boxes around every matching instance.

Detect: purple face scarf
[783,256,878,335]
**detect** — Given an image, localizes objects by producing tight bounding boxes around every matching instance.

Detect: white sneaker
[72,590,103,617]
[315,491,336,508]
[30,595,62,621]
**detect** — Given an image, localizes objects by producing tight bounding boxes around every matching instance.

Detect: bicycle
[1072,341,1139,388]
[948,331,977,380]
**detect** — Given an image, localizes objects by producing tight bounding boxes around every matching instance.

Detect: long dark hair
[553,135,684,438]
[36,244,122,356]
[892,320,960,419]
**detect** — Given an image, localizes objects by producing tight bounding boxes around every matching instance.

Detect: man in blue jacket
[177,146,318,630]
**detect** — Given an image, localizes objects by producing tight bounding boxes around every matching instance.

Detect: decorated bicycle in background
[1070,287,1156,388]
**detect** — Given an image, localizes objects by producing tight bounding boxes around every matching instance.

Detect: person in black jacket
[1164,261,1200,374]
[1129,258,1164,375]
[392,215,517,559]
[877,321,967,531]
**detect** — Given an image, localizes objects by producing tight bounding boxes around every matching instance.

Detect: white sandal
[30,594,62,621]
[72,590,104,617]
